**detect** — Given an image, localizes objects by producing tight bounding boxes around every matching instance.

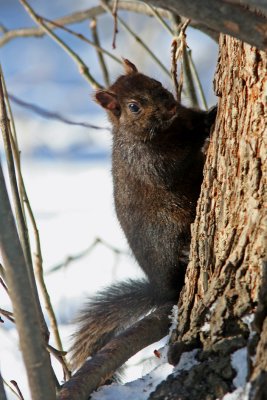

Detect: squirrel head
[94,59,177,141]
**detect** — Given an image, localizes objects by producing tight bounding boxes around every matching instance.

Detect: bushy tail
[70,278,160,370]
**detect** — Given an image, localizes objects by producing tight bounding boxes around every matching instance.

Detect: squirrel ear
[122,58,138,74]
[95,90,120,114]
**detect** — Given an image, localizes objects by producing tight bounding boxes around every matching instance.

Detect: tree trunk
[150,34,267,399]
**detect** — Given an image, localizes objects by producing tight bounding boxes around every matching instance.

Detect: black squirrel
[70,59,216,370]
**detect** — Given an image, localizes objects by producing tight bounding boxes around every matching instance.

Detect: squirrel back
[70,59,216,371]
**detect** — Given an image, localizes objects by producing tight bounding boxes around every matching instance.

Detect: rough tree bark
[149,35,267,399]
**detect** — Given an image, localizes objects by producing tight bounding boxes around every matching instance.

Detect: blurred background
[0,1,218,398]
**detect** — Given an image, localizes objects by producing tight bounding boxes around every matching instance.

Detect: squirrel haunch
[70,59,216,370]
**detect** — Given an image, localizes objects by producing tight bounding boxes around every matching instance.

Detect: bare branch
[0,276,8,293]
[58,303,172,400]
[41,16,121,66]
[0,74,56,400]
[9,93,110,131]
[145,0,267,50]
[0,2,172,47]
[1,66,66,360]
[19,0,102,89]
[0,66,49,340]
[47,345,71,381]
[101,0,171,78]
[0,307,15,323]
[9,128,66,357]
[47,237,128,274]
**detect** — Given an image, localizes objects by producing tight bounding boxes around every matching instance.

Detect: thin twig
[182,47,199,108]
[112,0,119,49]
[139,1,173,35]
[188,49,208,110]
[0,66,28,226]
[41,16,121,66]
[0,308,15,323]
[10,381,24,400]
[47,237,128,274]
[47,344,71,381]
[2,378,18,400]
[9,132,65,355]
[2,70,66,365]
[0,262,7,283]
[0,79,56,399]
[0,276,8,293]
[0,3,218,49]
[90,19,110,87]
[0,3,181,48]
[0,66,50,340]
[19,0,102,89]
[9,93,110,130]
[0,74,32,271]
[100,0,171,79]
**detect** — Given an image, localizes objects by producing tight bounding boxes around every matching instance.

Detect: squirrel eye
[128,103,140,113]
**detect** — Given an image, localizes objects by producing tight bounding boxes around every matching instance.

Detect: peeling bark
[151,35,267,399]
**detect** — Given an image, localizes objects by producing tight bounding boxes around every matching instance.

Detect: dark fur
[70,60,216,370]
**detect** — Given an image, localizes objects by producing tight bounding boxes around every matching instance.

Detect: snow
[91,363,173,400]
[90,347,200,399]
[174,349,200,374]
[221,384,251,400]
[231,348,248,388]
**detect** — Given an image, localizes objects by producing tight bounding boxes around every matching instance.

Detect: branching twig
[90,19,110,87]
[9,93,110,130]
[9,132,65,356]
[41,16,121,66]
[1,70,67,373]
[0,2,182,48]
[0,76,56,399]
[101,0,171,79]
[0,308,15,323]
[0,6,218,50]
[1,66,50,341]
[47,237,128,274]
[47,344,71,381]
[19,0,102,89]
